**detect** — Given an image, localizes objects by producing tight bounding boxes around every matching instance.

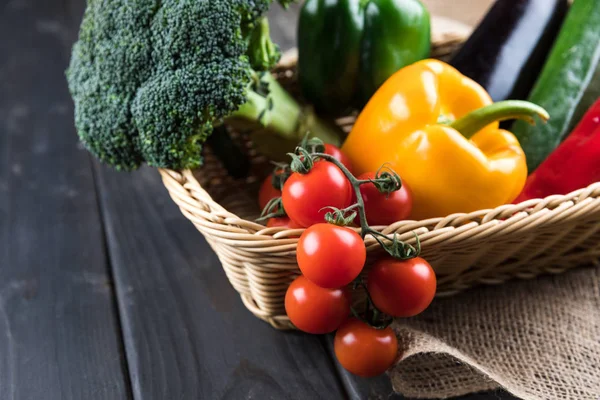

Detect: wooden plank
[0,0,131,399]
[87,2,343,398]
[334,371,519,400]
[94,164,347,399]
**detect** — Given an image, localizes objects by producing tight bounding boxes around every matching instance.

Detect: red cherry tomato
[367,257,436,318]
[297,223,365,288]
[357,172,413,226]
[324,144,354,174]
[334,318,399,377]
[285,275,350,334]
[266,217,302,229]
[258,174,282,210]
[282,161,353,228]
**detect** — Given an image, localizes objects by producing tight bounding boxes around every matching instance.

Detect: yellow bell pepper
[342,59,549,220]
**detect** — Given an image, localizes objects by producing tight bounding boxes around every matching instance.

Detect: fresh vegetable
[298,0,430,114]
[511,0,600,172]
[258,143,354,226]
[342,59,549,220]
[334,318,399,378]
[258,169,287,210]
[514,98,600,202]
[66,0,341,171]
[272,139,432,378]
[296,224,366,289]
[258,176,282,210]
[357,172,412,225]
[282,161,353,228]
[449,0,568,102]
[285,276,351,334]
[324,144,354,174]
[259,144,352,214]
[367,257,436,317]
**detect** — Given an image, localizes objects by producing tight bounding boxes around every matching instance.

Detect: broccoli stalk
[229,70,342,161]
[226,16,342,162]
[66,0,342,172]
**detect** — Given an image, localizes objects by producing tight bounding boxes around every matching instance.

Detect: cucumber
[511,0,600,172]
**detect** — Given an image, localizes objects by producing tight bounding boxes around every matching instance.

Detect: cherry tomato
[367,257,436,318]
[297,223,365,288]
[357,172,413,226]
[285,275,351,334]
[266,216,302,229]
[282,161,353,228]
[334,318,399,377]
[258,175,282,210]
[324,144,354,174]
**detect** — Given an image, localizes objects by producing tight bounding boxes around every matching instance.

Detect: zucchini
[511,0,600,172]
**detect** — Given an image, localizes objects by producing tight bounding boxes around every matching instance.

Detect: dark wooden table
[0,1,517,399]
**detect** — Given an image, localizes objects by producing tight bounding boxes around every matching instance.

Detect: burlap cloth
[390,265,600,399]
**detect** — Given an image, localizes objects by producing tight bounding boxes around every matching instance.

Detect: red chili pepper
[514,98,600,202]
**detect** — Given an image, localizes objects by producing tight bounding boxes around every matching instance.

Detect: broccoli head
[67,0,341,171]
[67,0,277,170]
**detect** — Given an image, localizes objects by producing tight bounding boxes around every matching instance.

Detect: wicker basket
[158,19,600,330]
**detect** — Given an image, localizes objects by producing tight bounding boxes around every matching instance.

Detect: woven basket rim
[158,43,600,238]
[159,167,600,238]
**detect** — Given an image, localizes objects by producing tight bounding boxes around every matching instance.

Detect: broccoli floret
[67,0,341,171]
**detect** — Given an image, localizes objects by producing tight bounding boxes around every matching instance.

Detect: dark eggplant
[449,0,568,102]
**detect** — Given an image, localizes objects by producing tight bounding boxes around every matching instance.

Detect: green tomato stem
[311,152,371,238]
[285,147,419,329]
[356,178,390,185]
[310,152,420,261]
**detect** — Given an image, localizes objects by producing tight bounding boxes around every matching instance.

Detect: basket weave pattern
[159,40,600,330]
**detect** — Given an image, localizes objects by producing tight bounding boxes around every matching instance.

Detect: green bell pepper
[298,0,431,115]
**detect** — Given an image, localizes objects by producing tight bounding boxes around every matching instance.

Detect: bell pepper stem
[449,100,550,139]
